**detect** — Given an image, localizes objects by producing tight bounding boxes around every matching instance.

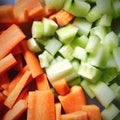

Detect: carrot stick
[0,53,17,75]
[20,40,43,78]
[0,5,14,24]
[55,103,62,120]
[36,73,50,90]
[82,105,101,120]
[11,44,22,55]
[49,9,74,26]
[0,24,26,60]
[53,78,70,95]
[4,70,31,108]
[3,99,27,120]
[58,85,86,113]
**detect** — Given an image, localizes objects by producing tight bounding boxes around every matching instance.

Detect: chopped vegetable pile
[0,0,120,120]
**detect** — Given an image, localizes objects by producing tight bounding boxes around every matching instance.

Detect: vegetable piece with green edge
[78,62,102,83]
[68,77,81,87]
[113,47,120,71]
[81,79,95,99]
[96,14,113,27]
[101,103,119,120]
[45,37,62,56]
[86,5,102,23]
[73,18,92,36]
[44,0,65,9]
[63,0,90,17]
[36,37,49,46]
[27,38,41,53]
[87,44,109,68]
[56,24,78,44]
[32,21,44,38]
[72,46,88,61]
[71,35,89,48]
[42,17,58,37]
[89,81,115,108]
[113,0,120,18]
[85,35,101,53]
[59,44,74,61]
[46,59,73,82]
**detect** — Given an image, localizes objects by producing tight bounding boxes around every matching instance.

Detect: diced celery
[113,0,120,18]
[87,44,109,68]
[102,68,119,85]
[73,46,88,61]
[85,35,101,53]
[68,77,81,87]
[113,47,120,71]
[32,21,44,38]
[71,35,89,48]
[45,37,62,56]
[36,37,49,46]
[27,38,41,53]
[46,59,73,82]
[96,14,113,27]
[42,18,58,37]
[89,81,115,108]
[44,0,65,9]
[38,50,53,68]
[81,79,95,99]
[86,5,102,23]
[102,31,119,52]
[59,44,74,61]
[78,62,102,83]
[90,26,107,40]
[56,24,78,44]
[96,0,114,15]
[73,18,92,36]
[71,59,80,73]
[101,103,119,120]
[63,0,90,17]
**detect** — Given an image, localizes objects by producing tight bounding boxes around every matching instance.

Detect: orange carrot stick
[36,73,50,90]
[82,105,101,120]
[4,70,31,108]
[3,99,27,120]
[0,24,26,60]
[58,85,86,113]
[53,78,70,95]
[55,103,62,120]
[49,9,74,26]
[20,40,43,78]
[0,53,17,75]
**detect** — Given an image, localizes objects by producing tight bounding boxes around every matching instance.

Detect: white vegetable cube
[78,62,102,83]
[56,24,78,44]
[73,18,92,36]
[32,21,44,38]
[59,44,74,61]
[46,59,73,82]
[113,47,120,71]
[89,81,115,108]
[42,18,58,37]
[27,38,41,53]
[73,46,88,61]
[101,103,119,120]
[45,37,62,56]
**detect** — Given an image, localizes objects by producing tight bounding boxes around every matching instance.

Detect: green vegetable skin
[27,0,120,119]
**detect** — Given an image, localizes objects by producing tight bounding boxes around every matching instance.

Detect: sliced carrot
[36,73,50,90]
[82,105,101,120]
[53,78,70,95]
[27,90,56,120]
[60,111,88,120]
[20,40,43,78]
[0,53,17,75]
[4,70,31,108]
[3,99,27,120]
[0,5,14,24]
[55,103,62,120]
[49,9,74,26]
[58,85,86,113]
[8,66,28,94]
[0,24,26,60]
